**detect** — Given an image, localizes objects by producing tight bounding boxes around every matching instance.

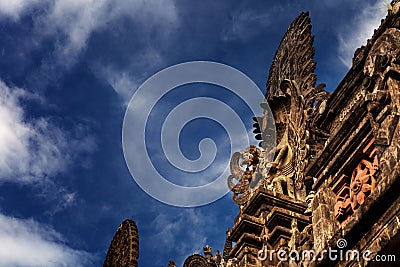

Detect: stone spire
[103,219,139,267]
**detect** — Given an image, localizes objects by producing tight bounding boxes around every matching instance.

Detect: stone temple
[105,1,400,266]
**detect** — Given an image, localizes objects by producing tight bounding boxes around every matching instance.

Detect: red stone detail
[349,159,377,210]
[332,139,378,224]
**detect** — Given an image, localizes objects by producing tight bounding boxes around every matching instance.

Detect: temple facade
[105,1,400,266]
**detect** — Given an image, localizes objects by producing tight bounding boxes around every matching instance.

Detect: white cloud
[0,0,40,20]
[102,70,138,101]
[0,80,95,184]
[338,1,387,68]
[36,0,177,66]
[0,0,178,98]
[0,0,177,57]
[0,213,96,267]
[0,82,97,265]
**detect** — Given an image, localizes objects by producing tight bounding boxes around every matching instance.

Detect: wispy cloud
[39,0,176,64]
[337,0,387,68]
[95,46,165,102]
[151,209,211,265]
[0,0,178,63]
[0,0,179,95]
[0,0,40,20]
[0,80,95,185]
[0,213,96,266]
[223,8,271,42]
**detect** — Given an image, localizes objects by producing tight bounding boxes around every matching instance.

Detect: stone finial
[167,260,176,267]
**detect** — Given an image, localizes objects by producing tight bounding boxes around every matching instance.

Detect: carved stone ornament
[228,145,262,205]
[333,141,378,224]
[363,28,400,148]
[183,254,209,267]
[223,230,232,261]
[261,12,329,200]
[349,159,377,210]
[167,260,177,267]
[228,13,331,203]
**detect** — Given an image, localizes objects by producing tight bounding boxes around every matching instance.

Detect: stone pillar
[311,183,340,254]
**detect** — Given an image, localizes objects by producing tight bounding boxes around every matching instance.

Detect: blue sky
[0,0,387,266]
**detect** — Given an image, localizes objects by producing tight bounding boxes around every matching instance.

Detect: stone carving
[183,254,209,267]
[265,127,295,197]
[223,230,232,261]
[261,12,329,200]
[304,191,315,215]
[226,258,237,267]
[390,0,400,15]
[364,28,400,150]
[203,245,213,261]
[103,219,139,267]
[228,12,331,202]
[332,174,352,223]
[228,145,261,205]
[349,159,378,210]
[333,140,378,224]
[289,218,300,251]
[290,224,314,267]
[167,260,176,267]
[312,184,340,254]
[265,12,317,102]
[215,250,222,265]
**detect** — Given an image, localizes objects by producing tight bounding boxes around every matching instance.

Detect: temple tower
[104,219,139,267]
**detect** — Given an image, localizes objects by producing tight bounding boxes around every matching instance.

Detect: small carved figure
[265,128,295,197]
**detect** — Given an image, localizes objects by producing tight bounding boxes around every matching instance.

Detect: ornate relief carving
[339,89,366,122]
[265,12,317,102]
[263,125,296,197]
[228,145,261,205]
[103,219,139,267]
[362,27,400,189]
[288,220,315,267]
[183,254,209,267]
[229,13,331,204]
[349,158,378,210]
[364,28,400,148]
[332,140,378,224]
[223,230,233,261]
[260,12,330,200]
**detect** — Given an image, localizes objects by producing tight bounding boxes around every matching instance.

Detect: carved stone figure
[203,245,213,262]
[289,219,300,251]
[266,128,295,197]
[261,12,329,200]
[228,145,261,206]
